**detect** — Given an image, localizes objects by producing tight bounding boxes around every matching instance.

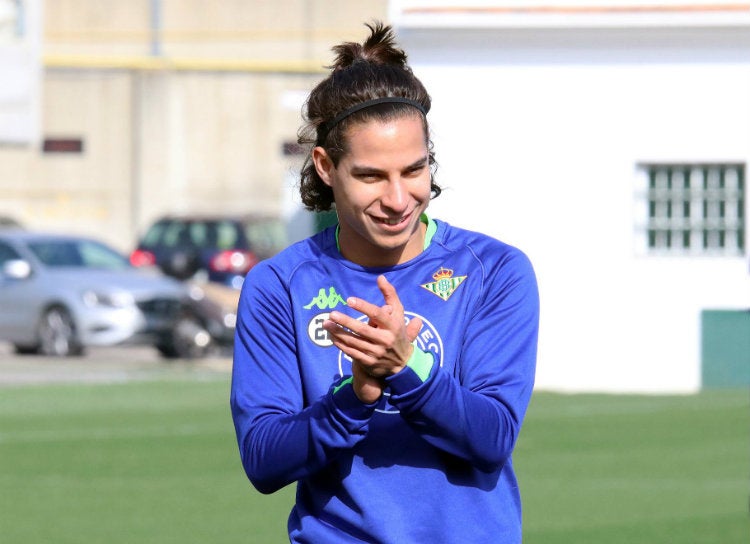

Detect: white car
[0,231,196,358]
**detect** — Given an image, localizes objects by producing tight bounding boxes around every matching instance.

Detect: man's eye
[357,174,380,182]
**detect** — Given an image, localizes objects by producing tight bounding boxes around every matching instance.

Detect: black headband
[317,97,427,146]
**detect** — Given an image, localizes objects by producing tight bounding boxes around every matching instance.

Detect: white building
[391,1,750,393]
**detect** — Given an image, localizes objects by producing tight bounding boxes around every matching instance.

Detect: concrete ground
[0,343,232,387]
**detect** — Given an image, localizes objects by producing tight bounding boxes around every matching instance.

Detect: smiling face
[312,114,431,267]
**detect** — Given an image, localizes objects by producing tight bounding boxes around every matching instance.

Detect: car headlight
[81,289,135,308]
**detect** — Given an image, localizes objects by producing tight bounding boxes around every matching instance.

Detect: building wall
[0,0,388,251]
[398,25,750,393]
[44,0,388,61]
[131,70,317,239]
[0,67,322,251]
[1,69,134,245]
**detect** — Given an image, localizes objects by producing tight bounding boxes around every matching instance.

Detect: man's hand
[324,275,423,403]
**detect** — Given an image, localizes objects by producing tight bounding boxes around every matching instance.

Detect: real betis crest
[420,267,467,301]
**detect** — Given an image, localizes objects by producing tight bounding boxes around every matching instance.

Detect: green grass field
[1,376,748,543]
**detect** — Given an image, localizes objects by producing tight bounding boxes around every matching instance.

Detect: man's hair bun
[329,22,409,71]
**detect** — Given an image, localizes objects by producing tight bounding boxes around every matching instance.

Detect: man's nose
[381,178,408,211]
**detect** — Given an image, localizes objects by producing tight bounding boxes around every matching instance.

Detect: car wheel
[157,312,212,360]
[13,344,40,355]
[166,250,201,280]
[37,306,84,357]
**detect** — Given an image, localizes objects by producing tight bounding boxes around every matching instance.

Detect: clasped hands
[323,275,423,404]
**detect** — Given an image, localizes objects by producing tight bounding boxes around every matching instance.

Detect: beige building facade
[1,1,387,251]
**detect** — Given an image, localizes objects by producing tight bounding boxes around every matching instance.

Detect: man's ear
[312,146,334,187]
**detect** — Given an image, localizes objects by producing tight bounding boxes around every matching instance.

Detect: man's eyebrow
[350,164,383,175]
[350,156,429,174]
[403,156,429,170]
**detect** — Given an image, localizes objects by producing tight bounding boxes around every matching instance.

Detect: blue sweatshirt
[230,219,539,543]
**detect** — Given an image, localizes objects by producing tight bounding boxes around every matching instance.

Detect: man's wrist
[330,376,379,418]
[405,345,434,382]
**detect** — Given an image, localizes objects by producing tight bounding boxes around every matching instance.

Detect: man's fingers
[377,275,404,313]
[406,316,423,343]
[325,313,385,344]
[324,322,383,364]
[345,296,383,320]
[344,297,395,329]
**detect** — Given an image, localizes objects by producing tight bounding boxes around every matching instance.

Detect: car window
[215,221,240,249]
[78,240,131,269]
[143,219,242,250]
[182,220,240,250]
[161,221,191,248]
[141,221,169,247]
[28,240,130,270]
[0,241,22,265]
[244,220,287,256]
[29,241,83,266]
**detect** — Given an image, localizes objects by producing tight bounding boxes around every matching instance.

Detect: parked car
[130,215,287,289]
[179,280,240,356]
[0,216,24,230]
[0,230,203,358]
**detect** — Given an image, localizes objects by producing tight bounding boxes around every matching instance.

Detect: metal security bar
[641,163,745,255]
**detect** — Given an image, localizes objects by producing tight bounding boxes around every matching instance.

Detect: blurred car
[129,215,287,289]
[0,216,24,230]
[179,280,241,356]
[0,230,201,358]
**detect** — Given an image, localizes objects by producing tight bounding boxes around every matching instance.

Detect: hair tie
[317,97,427,146]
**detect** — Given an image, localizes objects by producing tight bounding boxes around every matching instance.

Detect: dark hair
[298,21,441,212]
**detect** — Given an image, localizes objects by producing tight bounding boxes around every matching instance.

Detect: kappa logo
[305,286,347,348]
[420,267,467,301]
[304,287,347,310]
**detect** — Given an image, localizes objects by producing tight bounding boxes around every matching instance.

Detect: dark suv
[130,215,287,289]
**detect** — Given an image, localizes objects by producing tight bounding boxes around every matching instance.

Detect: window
[0,241,22,265]
[28,240,129,270]
[637,163,745,255]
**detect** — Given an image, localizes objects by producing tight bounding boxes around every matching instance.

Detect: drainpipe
[150,0,162,57]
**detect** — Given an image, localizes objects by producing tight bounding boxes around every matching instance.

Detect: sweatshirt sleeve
[386,248,539,472]
[230,264,375,494]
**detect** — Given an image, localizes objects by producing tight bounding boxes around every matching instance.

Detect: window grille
[637,163,745,255]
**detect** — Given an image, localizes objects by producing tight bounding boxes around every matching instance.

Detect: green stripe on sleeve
[406,345,434,382]
[332,376,353,395]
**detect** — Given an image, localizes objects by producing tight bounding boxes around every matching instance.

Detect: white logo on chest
[336,311,444,415]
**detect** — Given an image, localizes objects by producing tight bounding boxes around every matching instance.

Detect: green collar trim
[335,214,436,252]
[422,214,437,248]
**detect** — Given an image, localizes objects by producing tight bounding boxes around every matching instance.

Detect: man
[231,22,539,543]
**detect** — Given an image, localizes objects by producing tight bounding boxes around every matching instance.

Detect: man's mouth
[374,214,410,227]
